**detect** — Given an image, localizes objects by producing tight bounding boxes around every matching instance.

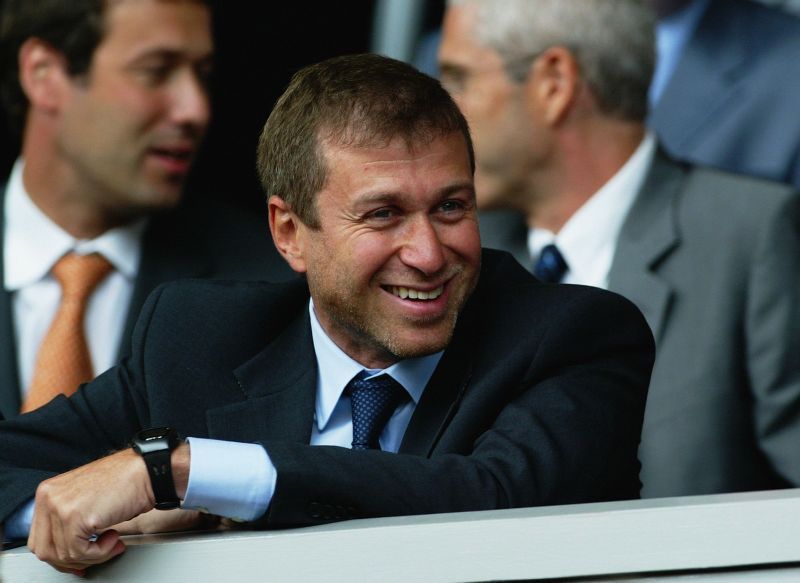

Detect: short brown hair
[256,53,475,228]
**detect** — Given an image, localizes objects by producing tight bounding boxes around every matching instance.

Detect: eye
[440,71,466,95]
[133,61,174,86]
[364,206,401,225]
[435,199,470,222]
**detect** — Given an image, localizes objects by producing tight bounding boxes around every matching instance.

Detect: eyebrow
[353,182,476,207]
[127,47,214,66]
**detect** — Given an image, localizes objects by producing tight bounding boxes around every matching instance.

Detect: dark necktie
[533,244,568,283]
[347,372,407,450]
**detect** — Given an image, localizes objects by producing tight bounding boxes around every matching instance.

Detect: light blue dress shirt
[649,0,711,106]
[4,300,442,539]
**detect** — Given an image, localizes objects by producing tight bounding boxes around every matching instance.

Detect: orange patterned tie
[22,252,113,413]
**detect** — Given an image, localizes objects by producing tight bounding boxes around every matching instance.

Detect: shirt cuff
[182,437,275,522]
[4,498,35,540]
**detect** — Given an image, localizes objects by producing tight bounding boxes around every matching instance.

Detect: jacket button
[308,502,321,518]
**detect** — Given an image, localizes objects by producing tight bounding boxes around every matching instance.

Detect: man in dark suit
[439,0,800,497]
[648,0,800,188]
[0,0,292,418]
[0,53,654,575]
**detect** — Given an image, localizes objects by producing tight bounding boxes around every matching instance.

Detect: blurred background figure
[648,0,800,188]
[0,0,295,417]
[439,0,800,497]
[413,0,800,189]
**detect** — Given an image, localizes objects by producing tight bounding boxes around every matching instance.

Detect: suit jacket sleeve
[745,189,800,485]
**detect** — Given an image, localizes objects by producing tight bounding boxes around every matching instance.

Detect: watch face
[133,427,177,455]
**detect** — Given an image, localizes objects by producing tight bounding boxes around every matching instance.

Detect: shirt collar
[528,131,657,287]
[4,158,146,290]
[308,300,442,432]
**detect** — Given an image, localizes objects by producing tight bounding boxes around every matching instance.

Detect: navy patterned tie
[347,372,407,450]
[533,244,569,283]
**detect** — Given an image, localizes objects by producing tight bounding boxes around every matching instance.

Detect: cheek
[442,221,481,259]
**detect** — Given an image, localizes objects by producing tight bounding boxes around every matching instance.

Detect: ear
[525,46,581,126]
[268,195,308,274]
[18,38,71,114]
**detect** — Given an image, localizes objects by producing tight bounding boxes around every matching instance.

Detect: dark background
[184,2,376,212]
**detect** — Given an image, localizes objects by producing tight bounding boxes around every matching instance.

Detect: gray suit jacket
[480,150,800,497]
[0,188,296,418]
[650,0,800,189]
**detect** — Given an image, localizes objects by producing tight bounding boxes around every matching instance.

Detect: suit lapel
[206,310,316,444]
[117,213,211,360]
[608,149,683,341]
[650,0,748,151]
[0,193,22,417]
[399,284,482,456]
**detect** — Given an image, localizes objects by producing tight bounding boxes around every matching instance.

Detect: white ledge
[3,489,800,582]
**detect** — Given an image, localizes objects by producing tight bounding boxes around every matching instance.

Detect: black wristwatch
[131,427,181,510]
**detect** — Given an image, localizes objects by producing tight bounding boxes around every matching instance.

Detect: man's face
[56,0,212,217]
[297,132,481,369]
[439,3,542,211]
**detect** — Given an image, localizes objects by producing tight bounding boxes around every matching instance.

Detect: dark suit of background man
[647,0,800,189]
[439,0,800,497]
[0,0,293,418]
[0,53,654,575]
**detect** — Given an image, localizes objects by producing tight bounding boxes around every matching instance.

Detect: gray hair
[447,0,656,121]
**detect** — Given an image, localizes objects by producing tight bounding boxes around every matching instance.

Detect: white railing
[3,489,800,582]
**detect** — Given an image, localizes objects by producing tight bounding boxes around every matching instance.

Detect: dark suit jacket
[650,0,800,189]
[480,150,800,497]
[0,189,296,418]
[0,250,654,526]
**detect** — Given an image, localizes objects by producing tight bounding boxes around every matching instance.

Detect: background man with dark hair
[0,53,653,575]
[0,0,292,417]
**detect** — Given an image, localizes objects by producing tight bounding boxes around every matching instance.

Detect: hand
[27,448,154,576]
[113,508,220,535]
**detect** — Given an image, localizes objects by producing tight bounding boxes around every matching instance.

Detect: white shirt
[649,0,711,106]
[3,159,145,396]
[528,132,657,289]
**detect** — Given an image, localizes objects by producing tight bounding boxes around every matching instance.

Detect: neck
[524,119,645,233]
[21,121,133,240]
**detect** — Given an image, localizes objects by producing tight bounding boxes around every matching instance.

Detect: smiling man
[0,0,292,417]
[0,54,653,575]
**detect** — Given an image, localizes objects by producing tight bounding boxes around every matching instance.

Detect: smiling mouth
[387,285,444,300]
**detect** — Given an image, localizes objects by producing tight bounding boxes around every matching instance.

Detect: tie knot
[347,373,407,450]
[52,252,113,300]
[533,244,568,283]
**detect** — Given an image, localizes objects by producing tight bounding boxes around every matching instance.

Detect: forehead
[99,0,212,60]
[319,132,474,198]
[439,3,496,66]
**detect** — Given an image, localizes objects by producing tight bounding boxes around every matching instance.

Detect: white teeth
[390,285,444,301]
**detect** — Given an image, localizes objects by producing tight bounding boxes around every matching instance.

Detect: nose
[398,215,447,276]
[170,68,211,131]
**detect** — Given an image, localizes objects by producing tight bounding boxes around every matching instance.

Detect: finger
[44,531,125,573]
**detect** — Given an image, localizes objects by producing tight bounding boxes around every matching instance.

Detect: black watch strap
[145,447,180,510]
[132,427,181,510]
